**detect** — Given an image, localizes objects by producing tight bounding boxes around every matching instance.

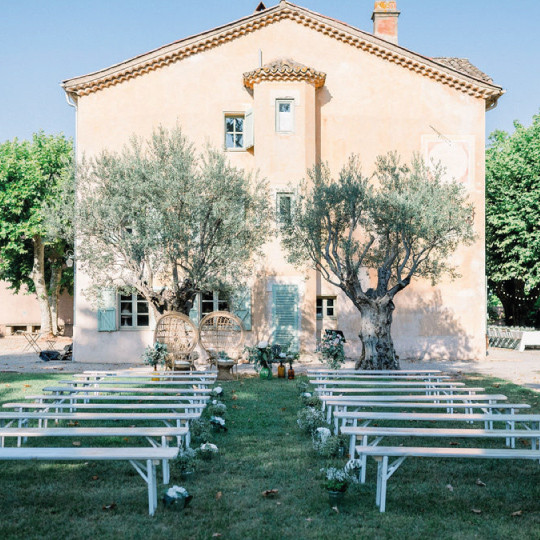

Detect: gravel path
[0,336,538,391]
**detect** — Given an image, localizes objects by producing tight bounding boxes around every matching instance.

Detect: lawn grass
[0,372,538,539]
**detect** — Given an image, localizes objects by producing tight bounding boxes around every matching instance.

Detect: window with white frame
[275,99,294,133]
[199,291,230,319]
[316,296,336,320]
[225,115,245,149]
[276,192,294,224]
[119,293,150,328]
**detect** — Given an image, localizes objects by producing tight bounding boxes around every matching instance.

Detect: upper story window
[119,293,150,328]
[225,115,244,149]
[201,291,230,318]
[316,296,336,320]
[276,192,294,224]
[276,99,294,133]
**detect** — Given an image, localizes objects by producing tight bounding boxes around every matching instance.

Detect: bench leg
[161,436,170,485]
[130,459,159,516]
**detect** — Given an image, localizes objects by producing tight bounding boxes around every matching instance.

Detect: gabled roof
[62,1,503,109]
[243,58,326,89]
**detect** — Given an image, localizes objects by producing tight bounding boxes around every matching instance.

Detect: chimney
[371,1,400,45]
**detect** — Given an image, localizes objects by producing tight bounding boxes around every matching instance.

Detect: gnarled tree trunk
[146,279,197,319]
[355,298,400,370]
[31,236,52,335]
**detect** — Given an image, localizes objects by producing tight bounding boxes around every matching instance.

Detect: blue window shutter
[189,294,200,324]
[232,288,252,331]
[97,288,117,332]
[272,284,299,351]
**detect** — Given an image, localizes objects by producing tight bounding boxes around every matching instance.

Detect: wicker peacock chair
[153,312,199,371]
[198,311,245,379]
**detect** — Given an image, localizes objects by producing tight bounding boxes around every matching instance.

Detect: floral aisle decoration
[317,331,346,369]
[208,400,227,417]
[163,485,193,509]
[198,442,219,460]
[142,342,168,370]
[210,416,227,432]
[296,407,328,435]
[175,447,197,477]
[211,386,223,398]
[321,467,354,493]
[245,341,275,379]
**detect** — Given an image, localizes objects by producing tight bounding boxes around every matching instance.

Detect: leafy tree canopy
[486,112,540,326]
[76,126,273,315]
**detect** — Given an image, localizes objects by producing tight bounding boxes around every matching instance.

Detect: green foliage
[486,112,540,325]
[141,342,168,367]
[282,152,475,304]
[190,417,214,445]
[244,342,275,371]
[76,126,273,314]
[314,434,347,458]
[175,447,197,473]
[296,406,328,435]
[318,331,346,369]
[0,131,73,294]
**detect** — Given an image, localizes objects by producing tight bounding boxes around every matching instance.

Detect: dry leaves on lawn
[72,441,81,447]
[212,534,222,538]
[446,484,454,492]
[511,510,523,517]
[102,503,117,511]
[449,441,460,446]
[232,395,238,401]
[92,475,99,481]
[476,479,486,487]
[332,506,339,514]
[215,491,222,501]
[262,489,279,497]
[471,508,482,514]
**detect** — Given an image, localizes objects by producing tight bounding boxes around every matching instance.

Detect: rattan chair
[198,311,245,379]
[154,312,199,370]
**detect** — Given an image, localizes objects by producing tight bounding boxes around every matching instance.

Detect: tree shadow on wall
[393,290,475,361]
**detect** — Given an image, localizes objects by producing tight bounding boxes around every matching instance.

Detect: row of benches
[0,369,217,515]
[308,368,540,512]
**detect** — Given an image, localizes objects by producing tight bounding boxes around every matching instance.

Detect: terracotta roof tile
[243,58,326,89]
[432,57,493,84]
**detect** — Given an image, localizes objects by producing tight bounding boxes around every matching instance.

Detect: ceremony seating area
[0,369,216,515]
[307,368,540,513]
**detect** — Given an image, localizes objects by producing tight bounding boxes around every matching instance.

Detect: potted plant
[321,467,351,508]
[175,447,197,479]
[317,331,346,369]
[198,442,219,460]
[142,342,169,372]
[245,341,275,379]
[163,485,193,509]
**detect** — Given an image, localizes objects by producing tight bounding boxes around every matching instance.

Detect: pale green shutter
[272,284,299,351]
[244,108,254,149]
[189,294,200,324]
[232,288,252,331]
[97,288,117,332]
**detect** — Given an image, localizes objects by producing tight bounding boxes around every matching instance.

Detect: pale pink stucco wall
[72,17,487,363]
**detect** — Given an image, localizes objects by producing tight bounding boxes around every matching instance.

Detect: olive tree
[281,153,475,370]
[76,126,273,317]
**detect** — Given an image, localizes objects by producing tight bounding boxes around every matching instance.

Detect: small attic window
[276,99,294,133]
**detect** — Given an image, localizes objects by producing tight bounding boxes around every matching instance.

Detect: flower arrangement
[190,418,213,444]
[296,381,310,394]
[285,350,299,369]
[142,342,168,369]
[208,400,227,417]
[317,331,346,369]
[314,434,348,458]
[198,442,219,460]
[175,447,197,474]
[296,406,328,435]
[217,351,231,363]
[244,341,275,372]
[321,467,352,493]
[210,416,227,432]
[211,386,223,398]
[163,485,193,508]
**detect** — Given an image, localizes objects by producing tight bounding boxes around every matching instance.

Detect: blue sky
[1,0,538,143]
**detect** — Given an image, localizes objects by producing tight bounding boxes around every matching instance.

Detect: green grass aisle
[0,374,538,539]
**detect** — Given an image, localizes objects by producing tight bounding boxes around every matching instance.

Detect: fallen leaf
[232,395,238,401]
[232,405,239,409]
[72,441,81,447]
[102,503,117,511]
[305,518,313,522]
[262,489,279,497]
[232,390,236,393]
[215,491,222,500]
[476,479,486,487]
[23,384,31,388]
[511,510,523,517]
[446,484,454,492]
[212,534,222,538]
[449,441,460,446]
[493,383,501,388]
[276,501,281,505]
[92,475,99,481]
[5,385,10,387]
[280,407,287,412]
[123,437,129,442]
[471,508,482,514]
[332,506,339,514]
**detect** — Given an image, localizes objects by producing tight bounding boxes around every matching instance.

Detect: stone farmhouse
[62,1,503,363]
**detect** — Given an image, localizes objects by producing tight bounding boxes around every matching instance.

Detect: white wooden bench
[0,425,188,483]
[321,393,509,421]
[60,379,213,389]
[308,369,442,376]
[26,394,210,405]
[0,446,178,515]
[0,411,201,446]
[334,411,540,448]
[341,424,540,483]
[43,386,211,397]
[355,445,540,512]
[312,380,464,394]
[327,400,529,430]
[518,330,540,351]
